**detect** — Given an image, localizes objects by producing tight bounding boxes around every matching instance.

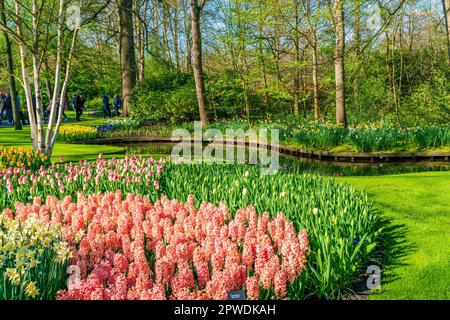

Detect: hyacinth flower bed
[160,164,381,299]
[2,192,309,300]
[0,155,380,299]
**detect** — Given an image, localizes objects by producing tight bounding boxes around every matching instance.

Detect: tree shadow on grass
[375,214,416,286]
[348,210,416,299]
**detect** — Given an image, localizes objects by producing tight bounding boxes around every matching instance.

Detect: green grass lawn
[0,126,123,162]
[338,172,450,300]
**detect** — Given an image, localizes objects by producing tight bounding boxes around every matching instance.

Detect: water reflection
[122,143,450,177]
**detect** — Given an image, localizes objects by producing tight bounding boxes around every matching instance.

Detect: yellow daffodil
[25,281,39,298]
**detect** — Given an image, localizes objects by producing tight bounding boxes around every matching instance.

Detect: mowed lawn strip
[338,171,450,300]
[0,126,123,162]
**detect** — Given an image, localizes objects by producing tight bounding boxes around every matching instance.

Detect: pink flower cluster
[12,191,309,300]
[1,155,165,205]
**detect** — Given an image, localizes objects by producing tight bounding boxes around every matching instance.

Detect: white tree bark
[51,29,79,148]
[31,0,45,152]
[14,1,37,148]
[45,0,65,150]
[12,0,78,157]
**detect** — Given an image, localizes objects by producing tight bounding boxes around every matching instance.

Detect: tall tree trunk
[408,13,414,52]
[152,0,161,58]
[190,0,208,127]
[312,39,319,121]
[333,0,347,127]
[45,0,65,151]
[354,0,361,56]
[353,0,361,113]
[443,0,450,64]
[182,0,192,71]
[50,29,79,150]
[162,3,173,66]
[293,0,300,116]
[0,0,22,130]
[235,0,250,123]
[118,0,137,117]
[303,0,320,121]
[32,0,45,152]
[15,1,37,147]
[258,0,269,113]
[134,0,145,81]
[173,1,180,70]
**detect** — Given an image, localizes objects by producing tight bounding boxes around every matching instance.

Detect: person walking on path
[113,94,122,117]
[0,92,6,124]
[61,97,69,121]
[73,93,84,121]
[102,94,112,118]
[16,95,27,125]
[5,93,14,124]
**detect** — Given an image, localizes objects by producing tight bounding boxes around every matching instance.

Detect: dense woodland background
[1,0,449,129]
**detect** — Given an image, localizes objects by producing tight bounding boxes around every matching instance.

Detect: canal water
[116,142,450,177]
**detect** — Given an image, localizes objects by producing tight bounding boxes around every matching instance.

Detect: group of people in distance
[102,94,123,119]
[0,91,27,125]
[0,91,124,126]
[72,93,122,121]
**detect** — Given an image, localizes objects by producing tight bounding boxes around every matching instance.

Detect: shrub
[96,118,144,133]
[83,97,103,112]
[206,75,249,119]
[131,72,254,124]
[131,72,198,125]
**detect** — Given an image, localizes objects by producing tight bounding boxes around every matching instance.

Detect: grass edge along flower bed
[3,192,309,300]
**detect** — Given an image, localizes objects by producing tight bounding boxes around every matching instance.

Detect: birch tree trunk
[15,1,36,146]
[45,0,65,150]
[32,0,46,152]
[2,0,105,157]
[51,29,79,149]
